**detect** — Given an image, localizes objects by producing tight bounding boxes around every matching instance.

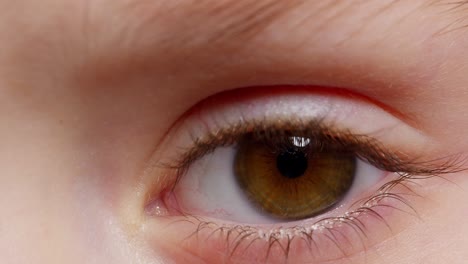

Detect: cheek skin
[0,31,168,263]
[364,174,468,264]
[0,84,171,264]
[0,110,111,263]
[0,98,128,264]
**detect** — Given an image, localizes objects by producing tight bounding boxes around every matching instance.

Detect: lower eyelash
[165,171,454,263]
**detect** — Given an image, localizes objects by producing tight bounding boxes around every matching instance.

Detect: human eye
[142,86,461,263]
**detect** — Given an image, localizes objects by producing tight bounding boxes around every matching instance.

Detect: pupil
[276,149,308,179]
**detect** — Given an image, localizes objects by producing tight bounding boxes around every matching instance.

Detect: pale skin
[1,0,468,263]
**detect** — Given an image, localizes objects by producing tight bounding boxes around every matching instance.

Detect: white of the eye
[175,147,270,222]
[175,146,386,224]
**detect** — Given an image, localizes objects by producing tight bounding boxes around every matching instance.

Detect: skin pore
[1,0,468,263]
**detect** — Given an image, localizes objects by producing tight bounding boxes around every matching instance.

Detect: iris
[235,134,356,220]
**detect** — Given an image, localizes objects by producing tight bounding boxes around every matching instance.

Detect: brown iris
[235,134,356,220]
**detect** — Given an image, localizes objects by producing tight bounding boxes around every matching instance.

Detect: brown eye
[235,134,356,220]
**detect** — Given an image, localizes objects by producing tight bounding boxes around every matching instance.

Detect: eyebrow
[432,0,468,35]
[191,0,303,43]
[207,0,468,40]
[124,0,468,48]
[86,0,468,85]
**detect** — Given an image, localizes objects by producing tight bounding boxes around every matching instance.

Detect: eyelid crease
[144,85,427,181]
[188,86,420,131]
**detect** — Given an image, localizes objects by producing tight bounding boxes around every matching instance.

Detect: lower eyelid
[144,177,414,263]
[143,171,421,264]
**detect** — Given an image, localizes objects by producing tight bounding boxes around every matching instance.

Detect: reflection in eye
[150,91,462,263]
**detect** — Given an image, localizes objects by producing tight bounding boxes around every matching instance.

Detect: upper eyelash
[159,117,466,262]
[165,118,465,180]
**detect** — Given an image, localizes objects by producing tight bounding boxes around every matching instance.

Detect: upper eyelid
[145,86,426,174]
[188,86,419,131]
[155,88,462,178]
[170,87,426,141]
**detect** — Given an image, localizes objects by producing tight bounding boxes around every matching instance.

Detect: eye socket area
[140,87,453,263]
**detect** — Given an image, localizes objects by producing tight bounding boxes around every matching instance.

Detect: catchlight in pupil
[235,133,356,220]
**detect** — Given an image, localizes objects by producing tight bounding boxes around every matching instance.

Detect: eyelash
[157,117,463,262]
[169,118,461,177]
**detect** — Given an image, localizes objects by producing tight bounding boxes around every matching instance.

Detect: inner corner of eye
[143,191,170,217]
[142,175,182,218]
[167,131,388,224]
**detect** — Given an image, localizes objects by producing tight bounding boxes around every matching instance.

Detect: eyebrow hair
[80,0,468,90]
[206,0,468,40]
[154,0,306,45]
[432,0,468,36]
[199,0,302,42]
[126,0,468,48]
